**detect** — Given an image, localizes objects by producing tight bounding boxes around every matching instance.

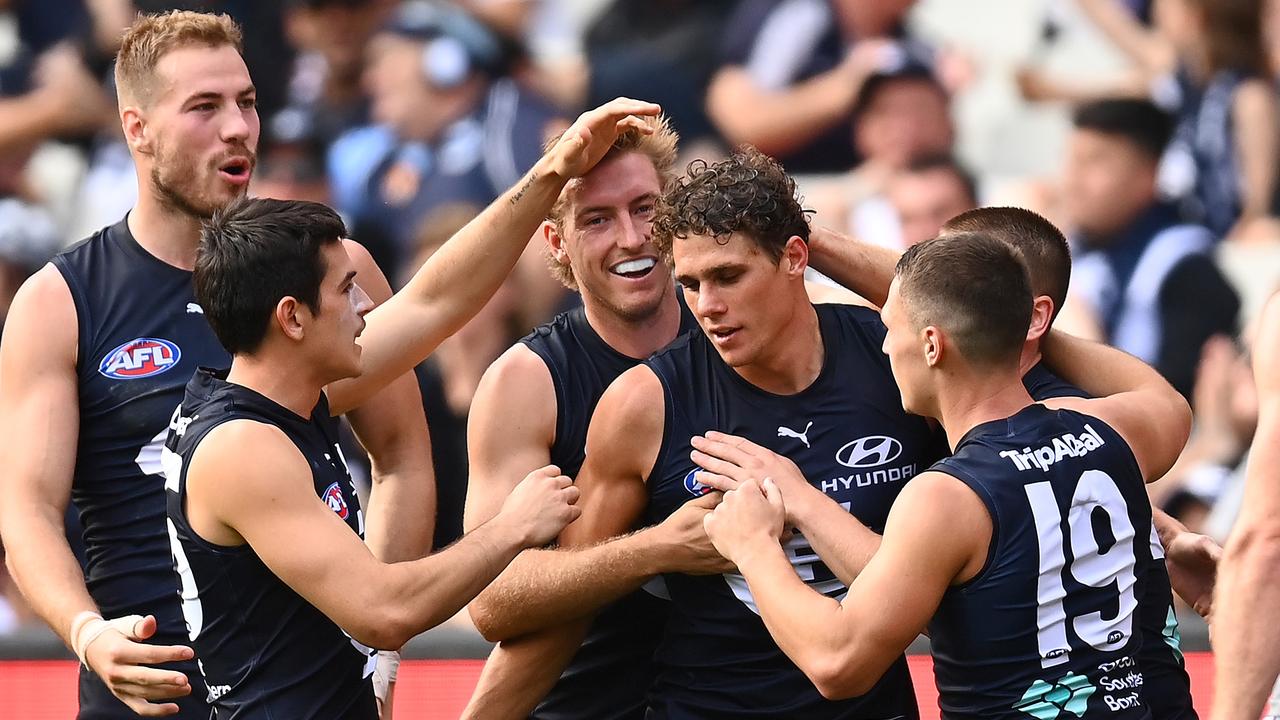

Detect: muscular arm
[188,421,574,651]
[340,240,434,564]
[707,472,986,699]
[461,366,669,720]
[325,99,661,414]
[1039,331,1192,481]
[467,367,670,638]
[0,267,192,716]
[0,266,92,647]
[1210,294,1280,720]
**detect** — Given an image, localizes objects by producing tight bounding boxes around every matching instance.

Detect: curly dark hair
[652,147,810,265]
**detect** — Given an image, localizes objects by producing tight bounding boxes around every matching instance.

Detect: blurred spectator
[1157,334,1257,524]
[806,58,957,245]
[1065,98,1240,398]
[580,0,737,145]
[274,0,394,152]
[329,0,563,275]
[1159,0,1278,240]
[705,0,929,173]
[1022,0,1280,240]
[883,154,977,247]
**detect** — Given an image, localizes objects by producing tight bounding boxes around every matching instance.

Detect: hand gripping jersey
[1023,362,1196,719]
[163,369,377,719]
[517,297,699,720]
[643,304,942,719]
[52,217,228,717]
[928,404,1154,719]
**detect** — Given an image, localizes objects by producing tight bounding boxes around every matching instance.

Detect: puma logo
[777,421,814,449]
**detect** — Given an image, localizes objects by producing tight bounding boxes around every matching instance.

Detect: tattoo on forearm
[510,173,538,206]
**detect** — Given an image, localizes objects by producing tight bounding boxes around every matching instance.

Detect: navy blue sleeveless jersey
[1022,363,1197,719]
[928,404,1153,719]
[164,369,377,719]
[643,303,941,719]
[52,217,226,717]
[518,296,699,720]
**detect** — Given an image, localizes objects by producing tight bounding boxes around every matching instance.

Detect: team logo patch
[323,482,350,519]
[683,468,713,497]
[98,338,181,380]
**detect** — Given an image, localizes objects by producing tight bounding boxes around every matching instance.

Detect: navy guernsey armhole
[931,461,1002,593]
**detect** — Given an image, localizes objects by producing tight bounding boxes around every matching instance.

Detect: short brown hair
[652,146,809,268]
[941,207,1070,321]
[115,10,244,107]
[545,115,679,289]
[894,232,1031,368]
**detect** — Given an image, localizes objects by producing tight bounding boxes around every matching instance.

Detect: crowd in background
[0,0,1277,640]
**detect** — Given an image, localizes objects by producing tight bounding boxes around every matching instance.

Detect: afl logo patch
[322,482,349,520]
[683,468,712,497]
[98,338,181,380]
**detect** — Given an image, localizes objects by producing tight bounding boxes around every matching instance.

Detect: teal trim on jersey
[1013,672,1097,719]
[1163,604,1185,664]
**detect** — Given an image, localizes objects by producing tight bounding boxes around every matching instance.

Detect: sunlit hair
[115,10,244,107]
[545,114,678,290]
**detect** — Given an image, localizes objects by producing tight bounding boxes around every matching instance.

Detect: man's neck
[1018,341,1043,378]
[225,352,326,419]
[127,185,205,271]
[734,300,823,396]
[584,285,684,360]
[934,366,1035,451]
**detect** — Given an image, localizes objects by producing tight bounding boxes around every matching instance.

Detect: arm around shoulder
[1038,331,1191,481]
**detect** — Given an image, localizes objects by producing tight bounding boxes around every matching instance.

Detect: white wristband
[373,649,401,705]
[73,614,143,669]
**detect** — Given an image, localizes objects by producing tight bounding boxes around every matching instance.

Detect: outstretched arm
[340,240,434,565]
[326,99,662,414]
[190,421,580,651]
[704,471,986,698]
[1210,294,1280,720]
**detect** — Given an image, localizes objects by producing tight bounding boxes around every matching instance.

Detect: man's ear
[275,296,309,342]
[1027,295,1054,342]
[121,106,152,156]
[782,235,809,278]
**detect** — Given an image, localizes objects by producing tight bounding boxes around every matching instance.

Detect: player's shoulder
[191,418,304,477]
[4,263,77,357]
[599,365,664,423]
[471,343,557,440]
[892,469,989,527]
[482,342,555,398]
